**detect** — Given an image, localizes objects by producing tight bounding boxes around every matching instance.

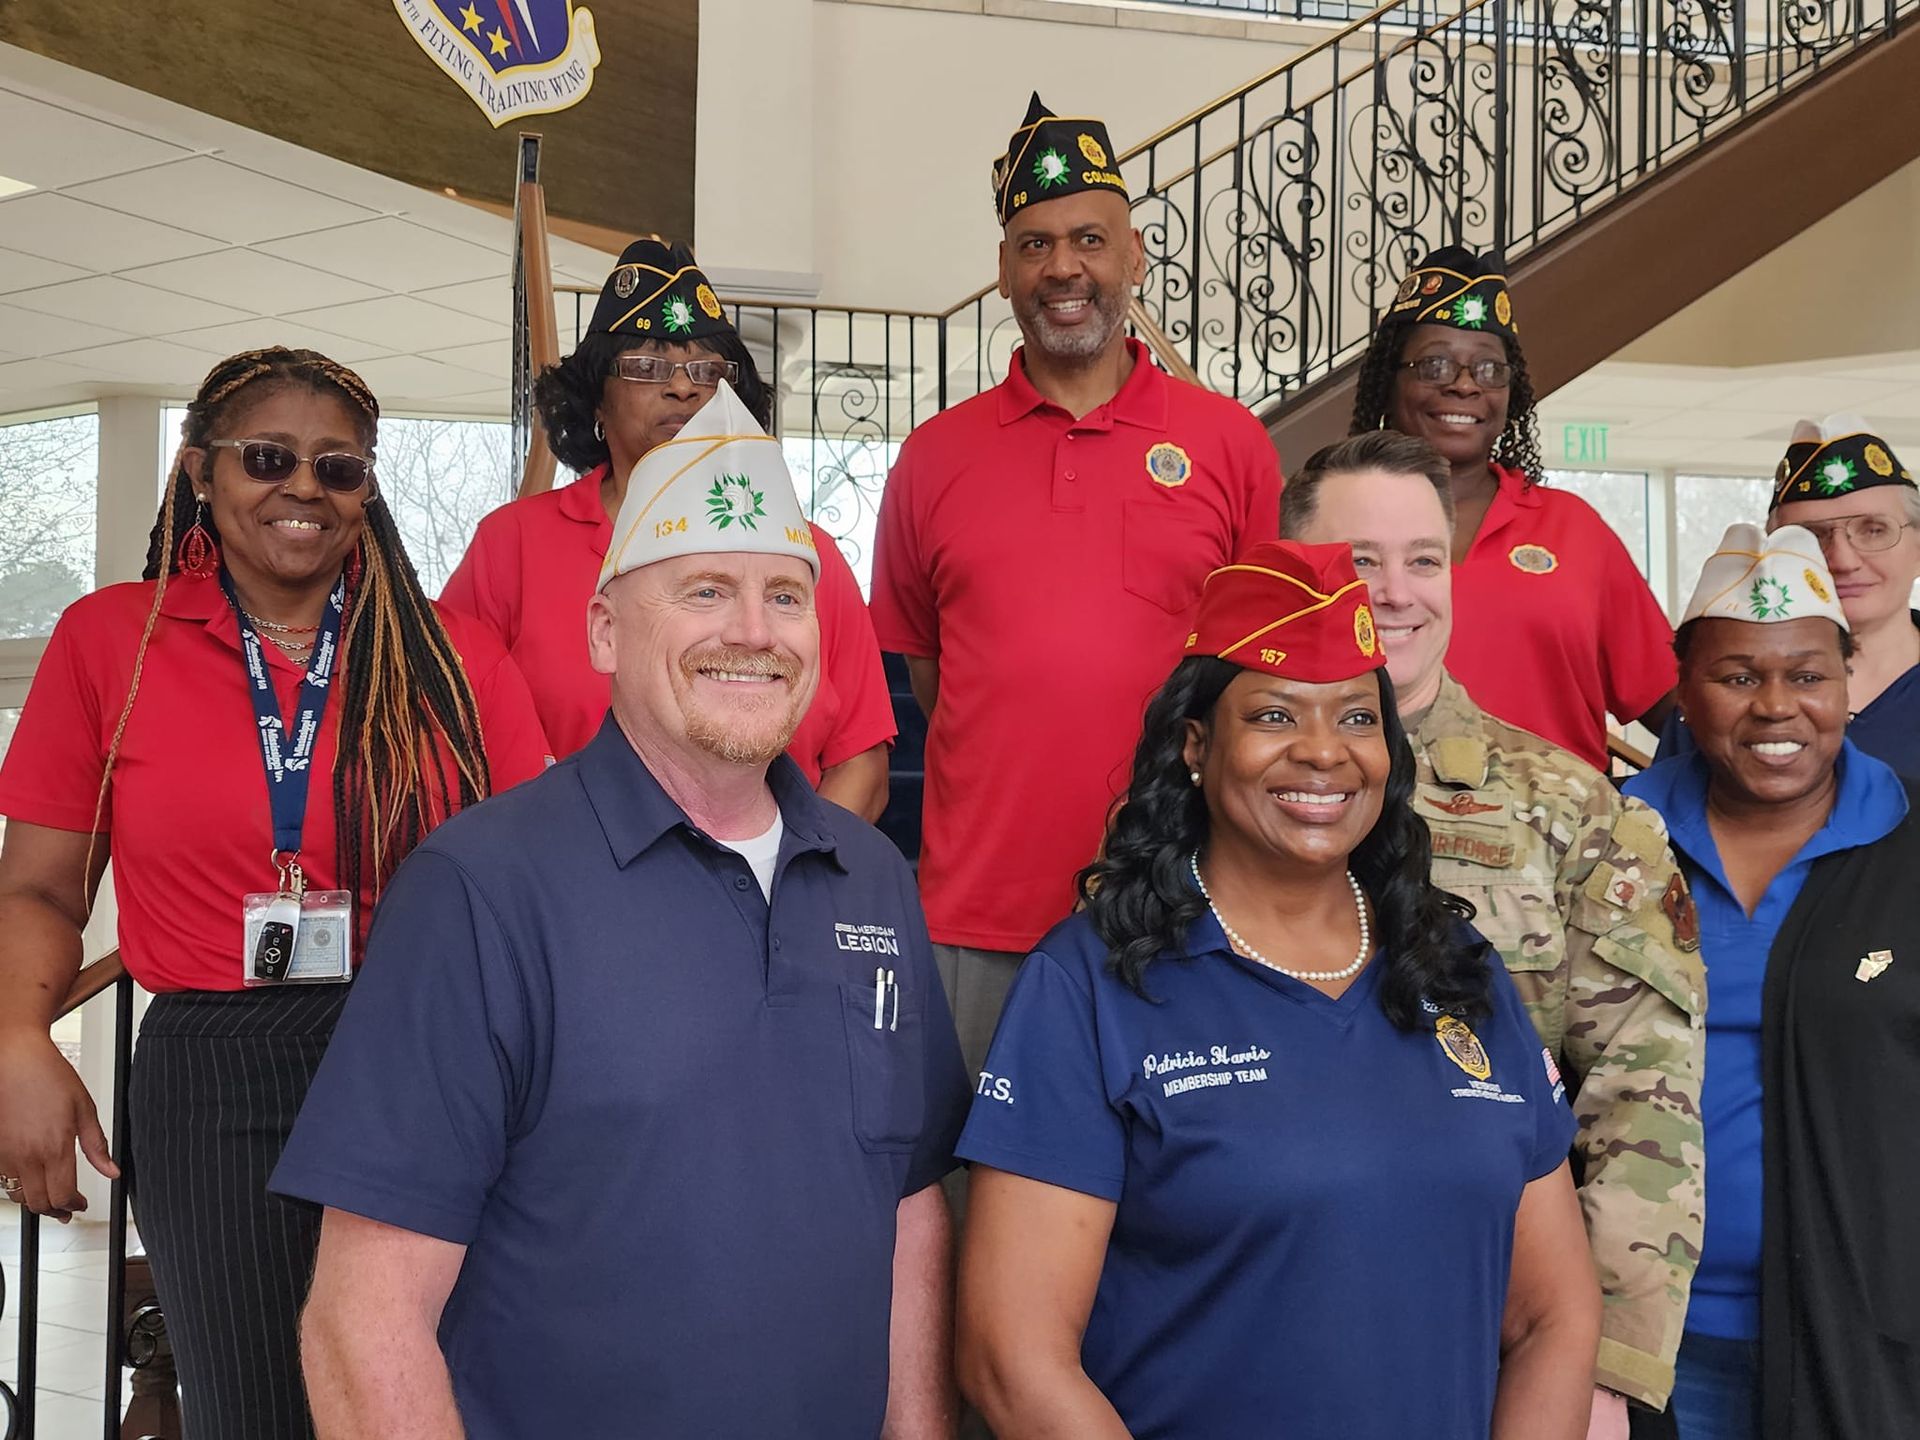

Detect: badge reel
[243,853,353,986]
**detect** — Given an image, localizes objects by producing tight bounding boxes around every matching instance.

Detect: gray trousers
[934,943,1023,1440]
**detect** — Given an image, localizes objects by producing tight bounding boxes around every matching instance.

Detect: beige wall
[691,0,1316,311]
[1621,154,1920,369]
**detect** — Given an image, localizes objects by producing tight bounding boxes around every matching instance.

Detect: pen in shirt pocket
[873,967,886,1029]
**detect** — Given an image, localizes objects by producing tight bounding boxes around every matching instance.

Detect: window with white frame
[1673,474,1776,619]
[1547,468,1651,579]
[0,411,99,640]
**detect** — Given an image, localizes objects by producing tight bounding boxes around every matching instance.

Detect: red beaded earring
[175,496,219,579]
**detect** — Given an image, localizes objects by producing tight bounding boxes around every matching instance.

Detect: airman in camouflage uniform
[1416,674,1704,1408]
[1282,431,1705,1419]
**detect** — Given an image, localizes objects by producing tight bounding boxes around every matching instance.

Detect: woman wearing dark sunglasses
[1349,247,1677,772]
[0,347,550,1439]
[441,238,897,821]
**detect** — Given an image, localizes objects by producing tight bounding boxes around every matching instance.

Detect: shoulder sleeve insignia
[1661,872,1701,951]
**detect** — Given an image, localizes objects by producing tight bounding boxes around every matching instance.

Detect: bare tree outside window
[0,413,99,639]
[373,417,515,596]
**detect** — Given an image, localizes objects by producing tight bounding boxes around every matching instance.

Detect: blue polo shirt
[1624,742,1907,1341]
[956,910,1573,1440]
[272,717,970,1440]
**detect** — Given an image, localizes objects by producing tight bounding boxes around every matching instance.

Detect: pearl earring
[1189,770,1202,786]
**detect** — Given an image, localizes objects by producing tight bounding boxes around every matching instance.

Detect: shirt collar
[1625,739,1910,885]
[559,465,613,557]
[575,713,845,870]
[996,337,1168,430]
[157,571,251,660]
[1412,673,1494,784]
[1468,464,1541,554]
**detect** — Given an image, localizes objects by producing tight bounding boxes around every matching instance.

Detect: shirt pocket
[1121,498,1223,616]
[840,981,927,1153]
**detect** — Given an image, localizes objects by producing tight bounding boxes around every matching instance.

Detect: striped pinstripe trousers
[127,985,349,1440]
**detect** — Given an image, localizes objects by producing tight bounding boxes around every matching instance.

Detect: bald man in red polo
[870,95,1282,1077]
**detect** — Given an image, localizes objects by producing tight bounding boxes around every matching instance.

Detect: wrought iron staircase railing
[521,0,1913,588]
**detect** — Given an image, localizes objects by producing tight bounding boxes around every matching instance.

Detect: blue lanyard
[220,570,347,868]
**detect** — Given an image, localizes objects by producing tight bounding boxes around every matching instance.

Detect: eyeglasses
[1798,513,1912,554]
[1400,355,1513,389]
[613,355,740,387]
[208,440,373,493]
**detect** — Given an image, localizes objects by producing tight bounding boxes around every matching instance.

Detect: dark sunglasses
[208,439,374,493]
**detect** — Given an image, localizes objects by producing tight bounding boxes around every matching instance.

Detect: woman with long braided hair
[1349,246,1675,770]
[0,348,549,1438]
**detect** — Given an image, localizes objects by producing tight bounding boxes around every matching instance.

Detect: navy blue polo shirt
[956,910,1574,1440]
[272,717,969,1440]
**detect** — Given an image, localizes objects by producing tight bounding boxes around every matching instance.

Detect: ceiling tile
[347,354,503,402]
[0,301,136,356]
[420,341,509,378]
[0,90,193,190]
[0,192,224,271]
[6,275,250,335]
[412,277,510,323]
[1715,375,1911,414]
[122,249,384,314]
[169,318,397,367]
[1614,409,1787,443]
[259,217,508,292]
[0,246,90,295]
[0,356,101,395]
[282,295,504,351]
[57,338,233,387]
[64,157,379,245]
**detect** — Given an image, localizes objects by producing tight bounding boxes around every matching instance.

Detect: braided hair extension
[1347,314,1545,487]
[534,326,777,474]
[1076,657,1490,1029]
[116,347,493,905]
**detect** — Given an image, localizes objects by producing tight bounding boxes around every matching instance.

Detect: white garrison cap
[599,381,818,588]
[1680,522,1848,631]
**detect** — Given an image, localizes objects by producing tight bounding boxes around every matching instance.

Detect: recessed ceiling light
[0,174,35,199]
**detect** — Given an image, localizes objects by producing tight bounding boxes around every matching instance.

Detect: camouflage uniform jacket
[1413,675,1705,1409]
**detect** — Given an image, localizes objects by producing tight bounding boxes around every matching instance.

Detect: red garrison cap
[1185,540,1386,683]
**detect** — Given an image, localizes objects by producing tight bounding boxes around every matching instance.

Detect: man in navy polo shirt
[273,384,969,1439]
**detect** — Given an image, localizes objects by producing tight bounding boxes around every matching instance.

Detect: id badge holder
[243,855,354,986]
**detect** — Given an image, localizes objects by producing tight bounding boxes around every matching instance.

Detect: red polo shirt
[0,578,551,993]
[440,466,895,780]
[1447,465,1675,770]
[870,340,1282,951]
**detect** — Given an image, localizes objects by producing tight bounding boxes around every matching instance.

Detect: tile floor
[2,1203,141,1438]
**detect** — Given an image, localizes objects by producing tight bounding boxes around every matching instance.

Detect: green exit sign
[1562,423,1610,465]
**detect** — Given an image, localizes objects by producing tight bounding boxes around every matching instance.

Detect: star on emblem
[1747,576,1792,620]
[488,26,510,57]
[459,2,484,33]
[1453,295,1489,329]
[1817,456,1857,494]
[1034,148,1070,189]
[705,475,766,531]
[663,297,697,335]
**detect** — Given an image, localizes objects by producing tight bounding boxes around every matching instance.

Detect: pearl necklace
[1189,851,1372,982]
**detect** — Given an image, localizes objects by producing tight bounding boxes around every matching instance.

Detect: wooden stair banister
[60,949,126,1019]
[513,133,561,501]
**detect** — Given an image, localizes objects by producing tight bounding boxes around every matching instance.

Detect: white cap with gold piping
[1679,522,1848,630]
[599,381,818,588]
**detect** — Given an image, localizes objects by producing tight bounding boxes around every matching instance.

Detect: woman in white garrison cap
[1623,524,1920,1440]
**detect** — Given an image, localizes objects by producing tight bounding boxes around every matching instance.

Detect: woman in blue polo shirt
[955,540,1599,1440]
[1626,524,1920,1440]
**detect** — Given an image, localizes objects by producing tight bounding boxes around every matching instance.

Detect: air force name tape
[600,381,818,588]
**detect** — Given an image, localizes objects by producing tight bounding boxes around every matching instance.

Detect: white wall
[695,0,1315,312]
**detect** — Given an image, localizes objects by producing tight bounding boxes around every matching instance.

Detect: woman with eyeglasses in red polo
[0,348,550,1439]
[442,239,897,820]
[1349,247,1678,772]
